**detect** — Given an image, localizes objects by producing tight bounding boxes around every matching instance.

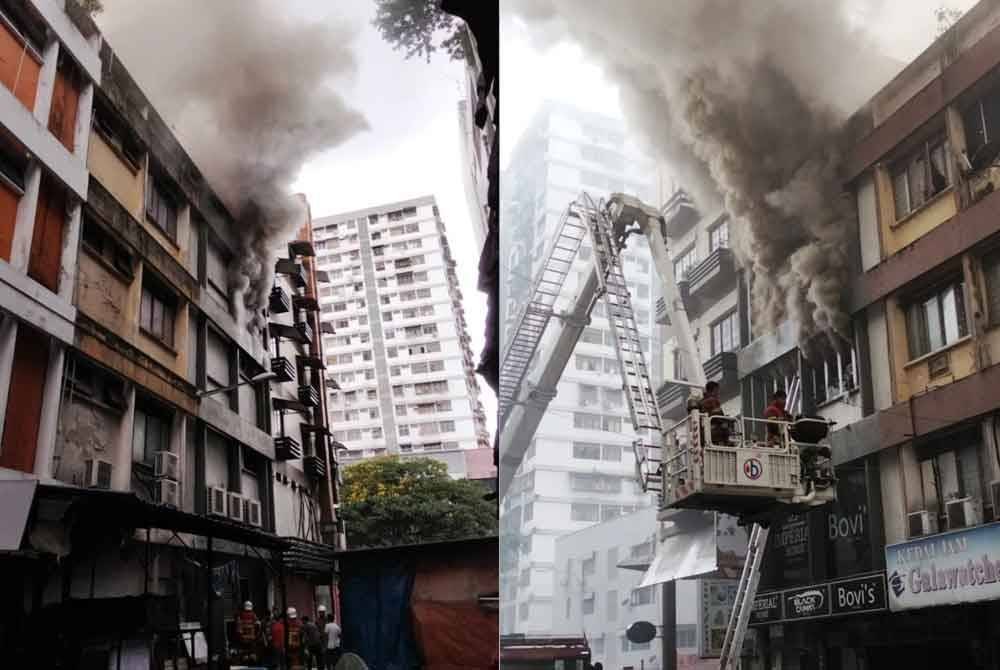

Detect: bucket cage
[660,411,837,522]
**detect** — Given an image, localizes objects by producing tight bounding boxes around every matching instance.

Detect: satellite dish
[627,620,657,644]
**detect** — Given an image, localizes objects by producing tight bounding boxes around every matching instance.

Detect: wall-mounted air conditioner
[154,451,179,480]
[946,497,981,530]
[907,510,938,538]
[244,499,262,527]
[156,479,179,508]
[84,458,113,489]
[227,492,245,523]
[207,486,227,516]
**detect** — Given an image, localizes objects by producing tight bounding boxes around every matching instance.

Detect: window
[140,276,177,347]
[710,310,740,355]
[631,585,655,606]
[571,473,622,493]
[145,174,178,240]
[602,444,622,461]
[571,503,599,522]
[575,355,602,372]
[906,281,968,359]
[891,136,952,220]
[917,429,984,530]
[964,89,1000,159]
[581,327,603,345]
[709,219,730,252]
[677,624,697,649]
[573,442,601,460]
[573,412,602,430]
[93,101,143,171]
[582,594,596,615]
[132,400,170,465]
[579,384,599,407]
[984,249,1000,327]
[810,347,858,405]
[674,245,697,280]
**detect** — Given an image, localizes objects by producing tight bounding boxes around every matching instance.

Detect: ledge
[0,259,75,344]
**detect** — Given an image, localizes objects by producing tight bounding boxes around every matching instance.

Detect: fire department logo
[743,458,763,481]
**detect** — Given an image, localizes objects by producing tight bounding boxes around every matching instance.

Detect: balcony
[275,258,306,288]
[288,240,316,258]
[269,286,291,314]
[294,294,319,312]
[678,248,737,317]
[662,189,698,238]
[295,321,314,344]
[303,455,327,480]
[704,351,739,399]
[269,322,309,345]
[298,384,320,407]
[656,380,692,423]
[275,435,303,461]
[271,356,295,383]
[297,354,325,371]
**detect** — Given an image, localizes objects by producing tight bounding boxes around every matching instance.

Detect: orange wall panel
[28,174,67,292]
[0,22,40,111]
[48,60,81,152]
[0,181,19,261]
[0,326,49,473]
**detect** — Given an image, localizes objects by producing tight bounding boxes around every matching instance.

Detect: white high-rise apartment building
[500,102,663,634]
[311,197,491,480]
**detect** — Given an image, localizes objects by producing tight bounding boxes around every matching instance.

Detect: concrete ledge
[33,0,101,81]
[829,413,883,466]
[199,397,275,459]
[0,85,87,198]
[737,320,799,378]
[0,260,75,343]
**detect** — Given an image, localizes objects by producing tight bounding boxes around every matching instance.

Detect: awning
[637,510,719,587]
[0,479,36,551]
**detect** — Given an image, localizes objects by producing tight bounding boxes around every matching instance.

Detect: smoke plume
[97,1,368,330]
[509,0,902,343]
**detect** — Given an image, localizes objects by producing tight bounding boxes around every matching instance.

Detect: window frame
[891,135,952,221]
[905,279,969,360]
[140,273,178,348]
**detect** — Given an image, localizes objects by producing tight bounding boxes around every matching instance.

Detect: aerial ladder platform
[499,192,838,670]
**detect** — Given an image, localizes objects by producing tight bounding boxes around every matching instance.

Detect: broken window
[963,89,1000,161]
[891,136,952,220]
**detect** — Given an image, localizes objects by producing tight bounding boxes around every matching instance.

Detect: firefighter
[236,601,261,662]
[763,389,792,444]
[286,607,305,670]
[699,381,732,445]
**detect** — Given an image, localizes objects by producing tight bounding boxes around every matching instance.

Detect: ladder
[718,522,770,670]
[582,194,663,489]
[498,203,589,424]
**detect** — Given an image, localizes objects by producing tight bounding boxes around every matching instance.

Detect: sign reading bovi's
[885,521,1000,612]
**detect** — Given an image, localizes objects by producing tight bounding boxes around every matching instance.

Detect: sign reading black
[830,574,886,615]
[749,592,782,625]
[783,584,831,620]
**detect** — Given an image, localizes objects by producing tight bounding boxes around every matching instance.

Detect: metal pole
[280,551,289,669]
[144,527,151,595]
[662,580,676,670]
[206,535,214,669]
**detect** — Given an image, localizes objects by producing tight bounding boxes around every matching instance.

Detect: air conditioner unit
[244,499,262,527]
[207,486,227,516]
[84,458,113,489]
[154,451,179,480]
[156,479,179,507]
[227,492,245,523]
[946,497,981,530]
[907,510,938,538]
[991,481,1000,521]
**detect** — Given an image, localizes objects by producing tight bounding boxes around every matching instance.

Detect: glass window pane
[892,170,909,218]
[925,296,944,351]
[152,298,163,337]
[942,287,960,344]
[909,154,928,209]
[141,290,151,330]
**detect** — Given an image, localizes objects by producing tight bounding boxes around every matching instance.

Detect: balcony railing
[303,454,327,480]
[271,356,295,383]
[678,248,737,317]
[662,190,698,238]
[269,286,291,314]
[656,381,692,423]
[704,350,739,399]
[298,384,320,407]
[275,258,306,287]
[275,435,302,461]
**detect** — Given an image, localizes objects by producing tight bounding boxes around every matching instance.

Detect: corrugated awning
[637,511,719,587]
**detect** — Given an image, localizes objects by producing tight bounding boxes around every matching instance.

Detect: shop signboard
[885,521,1000,612]
[749,572,886,626]
[698,579,738,658]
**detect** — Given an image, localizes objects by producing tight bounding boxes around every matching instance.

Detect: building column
[9,163,42,273]
[113,385,137,491]
[33,342,65,478]
[31,37,59,127]
[58,199,82,303]
[0,317,18,450]
[73,82,95,159]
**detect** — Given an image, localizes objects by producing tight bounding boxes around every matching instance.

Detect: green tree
[339,456,496,548]
[371,0,466,62]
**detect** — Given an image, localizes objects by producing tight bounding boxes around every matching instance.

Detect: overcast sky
[96,1,496,437]
[501,0,979,169]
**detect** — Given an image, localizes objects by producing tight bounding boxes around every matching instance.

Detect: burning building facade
[0,3,340,666]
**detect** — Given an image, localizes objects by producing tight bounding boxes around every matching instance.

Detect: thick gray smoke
[97,1,367,330]
[510,0,902,343]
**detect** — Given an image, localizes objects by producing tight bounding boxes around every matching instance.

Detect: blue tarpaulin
[340,560,419,669]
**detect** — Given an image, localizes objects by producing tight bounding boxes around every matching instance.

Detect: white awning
[0,479,37,551]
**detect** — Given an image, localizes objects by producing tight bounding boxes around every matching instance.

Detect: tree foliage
[340,456,496,549]
[371,0,465,62]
